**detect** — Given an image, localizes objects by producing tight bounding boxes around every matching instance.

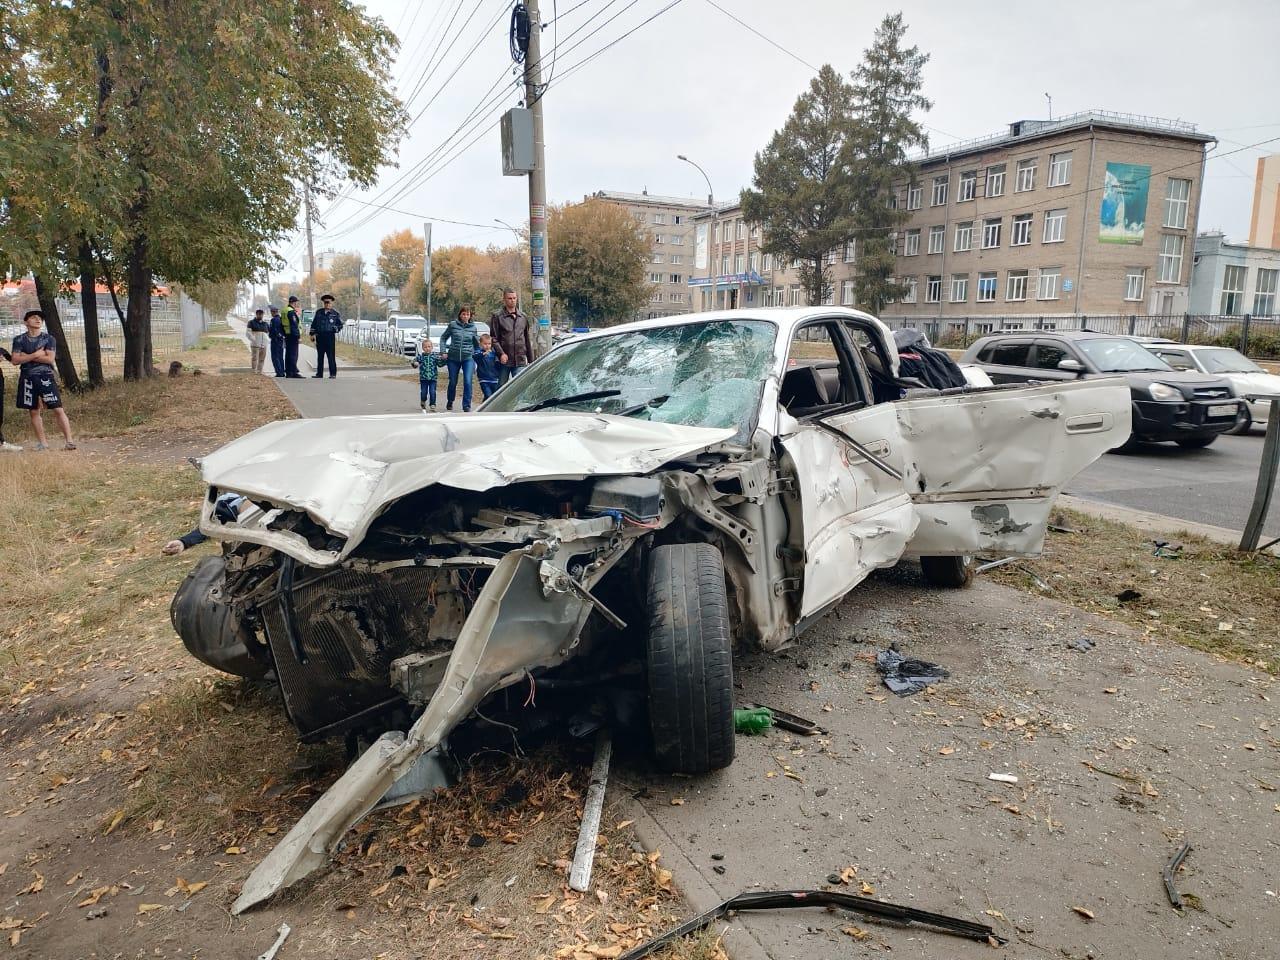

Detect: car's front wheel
[645,543,735,774]
[920,555,974,588]
[1176,435,1217,449]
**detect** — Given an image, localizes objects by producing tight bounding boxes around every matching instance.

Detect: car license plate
[1208,403,1237,418]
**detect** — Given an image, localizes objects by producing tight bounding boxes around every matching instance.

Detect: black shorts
[17,370,63,410]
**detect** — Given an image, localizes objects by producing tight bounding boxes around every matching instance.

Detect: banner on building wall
[1099,162,1151,244]
[694,223,708,270]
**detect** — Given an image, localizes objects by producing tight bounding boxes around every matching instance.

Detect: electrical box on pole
[500,108,535,176]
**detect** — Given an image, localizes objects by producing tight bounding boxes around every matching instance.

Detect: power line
[406,0,512,128]
[545,0,597,24]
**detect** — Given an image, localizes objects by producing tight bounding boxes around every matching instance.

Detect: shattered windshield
[483,320,778,436]
[1076,338,1172,373]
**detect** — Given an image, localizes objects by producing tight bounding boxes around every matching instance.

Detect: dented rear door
[895,378,1131,557]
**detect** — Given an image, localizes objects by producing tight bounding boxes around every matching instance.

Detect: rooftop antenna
[1045,93,1053,120]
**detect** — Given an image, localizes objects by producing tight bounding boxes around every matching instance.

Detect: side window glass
[1033,342,1069,369]
[989,342,1030,366]
[1155,350,1193,371]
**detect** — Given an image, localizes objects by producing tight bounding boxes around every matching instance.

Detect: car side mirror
[1057,358,1084,375]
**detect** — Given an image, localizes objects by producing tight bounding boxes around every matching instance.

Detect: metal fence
[338,322,406,357]
[877,313,1280,359]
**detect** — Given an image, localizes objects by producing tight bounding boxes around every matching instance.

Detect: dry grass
[992,507,1280,674]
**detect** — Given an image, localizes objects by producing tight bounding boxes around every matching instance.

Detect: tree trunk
[123,233,151,381]
[78,239,105,387]
[32,274,83,391]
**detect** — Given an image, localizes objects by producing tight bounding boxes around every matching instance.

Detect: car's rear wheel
[645,543,735,774]
[1176,435,1217,449]
[1228,409,1253,435]
[920,555,974,589]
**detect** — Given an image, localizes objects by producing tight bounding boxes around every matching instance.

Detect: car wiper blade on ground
[518,390,622,412]
[613,394,670,417]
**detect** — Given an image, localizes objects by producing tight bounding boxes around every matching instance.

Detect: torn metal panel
[231,546,592,914]
[200,413,735,565]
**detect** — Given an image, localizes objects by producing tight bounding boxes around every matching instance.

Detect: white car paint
[1142,343,1279,427]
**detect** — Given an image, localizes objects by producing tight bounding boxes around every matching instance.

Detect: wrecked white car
[172,307,1129,910]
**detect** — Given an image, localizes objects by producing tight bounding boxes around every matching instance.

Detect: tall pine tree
[847,13,932,312]
[741,65,859,306]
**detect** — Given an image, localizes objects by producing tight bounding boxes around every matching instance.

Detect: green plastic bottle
[733,707,773,735]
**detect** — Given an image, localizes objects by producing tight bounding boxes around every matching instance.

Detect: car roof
[566,306,893,345]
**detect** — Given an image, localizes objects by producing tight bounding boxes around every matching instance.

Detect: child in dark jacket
[413,338,439,411]
[473,333,502,400]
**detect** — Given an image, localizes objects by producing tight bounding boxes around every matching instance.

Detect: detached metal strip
[616,888,1004,958]
[812,421,903,481]
[1163,842,1191,910]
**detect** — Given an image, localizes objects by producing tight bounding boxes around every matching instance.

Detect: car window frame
[1150,348,1196,372]
[983,337,1035,368]
[780,317,871,420]
[1029,338,1079,371]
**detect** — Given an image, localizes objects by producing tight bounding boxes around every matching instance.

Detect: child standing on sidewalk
[413,338,439,412]
[473,333,502,401]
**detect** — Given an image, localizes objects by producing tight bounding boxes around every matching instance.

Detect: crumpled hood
[200,412,735,558]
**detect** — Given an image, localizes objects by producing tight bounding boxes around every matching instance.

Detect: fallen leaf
[533,893,556,914]
[137,903,164,915]
[842,925,869,940]
[23,873,44,895]
[1243,744,1257,751]
[104,809,125,835]
[1103,688,1118,695]
[595,889,608,905]
[860,881,875,895]
[984,908,1006,919]
[669,798,684,806]
[224,846,243,855]
[838,866,858,883]
[426,876,445,892]
[369,881,390,897]
[938,746,956,756]
[1071,906,1095,920]
[78,886,113,907]
[614,820,634,830]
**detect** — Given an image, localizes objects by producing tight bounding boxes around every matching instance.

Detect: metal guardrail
[337,323,408,357]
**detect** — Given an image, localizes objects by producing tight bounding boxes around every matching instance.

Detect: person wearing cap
[309,294,343,378]
[247,308,270,374]
[267,304,286,376]
[283,295,304,378]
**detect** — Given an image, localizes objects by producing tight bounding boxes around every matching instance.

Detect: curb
[621,797,774,960]
[1057,494,1279,556]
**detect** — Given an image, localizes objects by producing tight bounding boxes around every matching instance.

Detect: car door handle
[1065,412,1113,433]
[862,439,891,458]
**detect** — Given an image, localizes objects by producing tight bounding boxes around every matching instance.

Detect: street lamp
[678,154,717,311]
[494,218,524,312]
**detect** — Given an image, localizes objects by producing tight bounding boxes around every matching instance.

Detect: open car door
[893,377,1131,557]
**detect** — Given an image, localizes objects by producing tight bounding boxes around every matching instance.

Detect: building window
[673,214,683,225]
[977,272,997,302]
[924,275,942,303]
[824,248,837,266]
[653,233,665,244]
[1011,214,1033,246]
[732,254,744,273]
[650,291,663,302]
[1124,269,1145,302]
[950,274,968,302]
[1015,158,1036,192]
[907,184,922,209]
[749,252,759,272]
[720,255,730,274]
[931,175,949,206]
[841,280,855,305]
[669,273,683,284]
[1157,234,1184,283]
[649,272,662,283]
[652,253,664,263]
[750,224,759,239]
[670,254,683,264]
[1254,268,1278,314]
[713,223,722,242]
[1043,208,1066,244]
[958,171,977,202]
[1220,264,1246,315]
[982,218,1002,249]
[653,213,666,224]
[904,229,921,256]
[902,277,918,303]
[822,288,835,306]
[789,284,802,306]
[1164,178,1191,229]
[843,241,856,262]
[986,164,1006,197]
[1036,268,1062,301]
[1048,151,1072,187]
[763,253,773,271]
[1006,270,1029,301]
[927,225,944,254]
[954,221,973,252]
[736,221,746,240]
[670,234,683,245]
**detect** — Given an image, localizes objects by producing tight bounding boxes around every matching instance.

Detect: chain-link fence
[878,313,1280,359]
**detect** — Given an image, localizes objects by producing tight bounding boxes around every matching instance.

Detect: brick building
[590,190,710,319]
[886,111,1215,320]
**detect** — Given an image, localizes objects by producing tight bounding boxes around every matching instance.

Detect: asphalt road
[1065,431,1279,539]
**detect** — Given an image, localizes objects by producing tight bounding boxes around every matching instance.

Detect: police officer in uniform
[309,293,343,378]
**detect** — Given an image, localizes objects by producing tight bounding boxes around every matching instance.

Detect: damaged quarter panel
[898,378,1131,557]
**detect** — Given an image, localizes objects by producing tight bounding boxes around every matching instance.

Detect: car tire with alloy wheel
[919,555,974,589]
[1175,435,1217,449]
[645,542,735,775]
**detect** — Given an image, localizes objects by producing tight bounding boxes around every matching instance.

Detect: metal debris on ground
[615,888,1006,958]
[569,729,612,893]
[743,703,826,736]
[732,707,773,735]
[1151,539,1184,559]
[975,556,1019,573]
[1163,841,1192,911]
[875,646,950,697]
[256,923,291,960]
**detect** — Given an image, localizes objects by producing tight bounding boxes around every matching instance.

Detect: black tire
[1228,410,1253,436]
[645,543,735,774]
[170,556,270,679]
[920,555,974,588]
[1176,435,1217,449]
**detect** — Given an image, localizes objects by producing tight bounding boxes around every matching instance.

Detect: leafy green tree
[0,0,404,380]
[186,280,240,319]
[547,200,648,326]
[376,229,424,290]
[847,13,931,312]
[740,65,859,306]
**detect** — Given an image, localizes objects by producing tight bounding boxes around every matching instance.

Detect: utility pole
[355,256,363,323]
[523,0,551,356]
[304,183,317,309]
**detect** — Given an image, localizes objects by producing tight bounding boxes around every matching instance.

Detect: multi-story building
[590,190,710,319]
[1248,153,1280,248]
[887,111,1215,320]
[1189,232,1280,316]
[688,203,860,312]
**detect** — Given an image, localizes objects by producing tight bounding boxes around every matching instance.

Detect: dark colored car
[961,331,1241,449]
